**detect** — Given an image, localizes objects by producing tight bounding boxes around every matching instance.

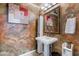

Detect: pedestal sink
[36,36,58,56]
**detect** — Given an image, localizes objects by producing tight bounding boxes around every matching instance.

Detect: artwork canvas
[8,4,29,24]
[65,17,76,34]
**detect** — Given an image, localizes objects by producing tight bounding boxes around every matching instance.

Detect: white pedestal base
[37,40,43,53]
[44,44,51,56]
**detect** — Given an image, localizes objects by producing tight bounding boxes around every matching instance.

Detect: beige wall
[44,3,79,56]
[0,3,39,56]
[1,3,79,56]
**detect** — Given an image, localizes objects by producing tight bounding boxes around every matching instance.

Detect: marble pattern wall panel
[44,4,79,56]
[0,4,37,56]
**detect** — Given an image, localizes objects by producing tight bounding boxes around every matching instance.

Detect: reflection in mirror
[44,7,60,34]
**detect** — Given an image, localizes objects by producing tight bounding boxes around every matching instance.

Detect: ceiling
[33,3,57,11]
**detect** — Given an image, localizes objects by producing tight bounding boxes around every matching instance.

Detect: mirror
[44,6,60,34]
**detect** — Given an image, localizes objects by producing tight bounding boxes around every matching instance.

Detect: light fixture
[44,8,47,10]
[40,3,57,11]
[52,3,56,5]
[44,3,49,7]
[41,6,45,9]
[48,5,51,8]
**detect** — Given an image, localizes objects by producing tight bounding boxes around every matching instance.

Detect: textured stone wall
[44,4,79,56]
[0,4,37,56]
[1,3,79,56]
[60,3,79,56]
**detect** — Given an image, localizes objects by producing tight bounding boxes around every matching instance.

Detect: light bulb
[41,6,45,9]
[44,3,49,7]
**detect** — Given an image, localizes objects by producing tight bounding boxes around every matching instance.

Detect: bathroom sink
[36,36,58,56]
[36,36,58,44]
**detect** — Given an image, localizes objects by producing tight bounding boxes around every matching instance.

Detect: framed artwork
[8,3,35,24]
[44,7,60,34]
[64,7,76,34]
[65,17,76,34]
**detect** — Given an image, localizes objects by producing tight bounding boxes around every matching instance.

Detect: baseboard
[19,50,36,56]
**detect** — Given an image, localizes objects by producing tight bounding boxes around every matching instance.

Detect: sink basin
[36,36,58,44]
[36,36,58,56]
